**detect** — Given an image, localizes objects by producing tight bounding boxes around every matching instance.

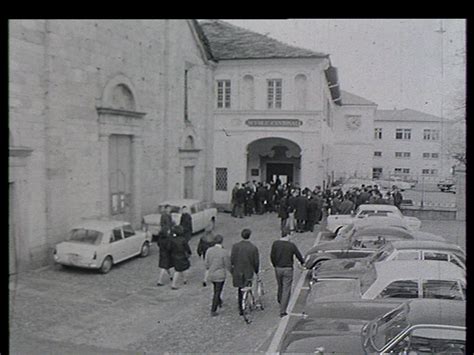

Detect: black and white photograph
[9,19,466,354]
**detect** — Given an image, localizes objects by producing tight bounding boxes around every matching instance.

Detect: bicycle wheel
[242,290,255,324]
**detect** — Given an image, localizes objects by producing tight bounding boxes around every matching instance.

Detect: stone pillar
[99,133,110,217]
[132,135,143,228]
[455,167,465,221]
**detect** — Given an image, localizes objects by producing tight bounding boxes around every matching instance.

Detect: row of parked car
[53,199,217,273]
[280,203,466,354]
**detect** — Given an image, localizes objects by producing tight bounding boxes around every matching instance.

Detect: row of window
[374,151,439,159]
[373,167,439,176]
[374,128,440,141]
[216,78,286,110]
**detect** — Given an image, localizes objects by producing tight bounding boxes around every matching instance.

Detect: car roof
[405,299,466,326]
[71,219,130,231]
[354,226,413,239]
[374,260,465,281]
[389,240,463,252]
[354,216,405,228]
[159,199,201,207]
[357,204,399,211]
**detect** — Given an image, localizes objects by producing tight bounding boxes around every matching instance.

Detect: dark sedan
[281,299,465,354]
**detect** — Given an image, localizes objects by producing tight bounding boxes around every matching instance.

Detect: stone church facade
[9,20,216,272]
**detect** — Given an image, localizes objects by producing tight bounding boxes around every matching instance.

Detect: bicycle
[241,272,265,324]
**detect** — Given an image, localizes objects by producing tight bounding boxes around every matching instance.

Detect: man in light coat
[205,234,231,316]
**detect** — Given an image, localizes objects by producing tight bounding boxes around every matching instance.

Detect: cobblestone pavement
[9,212,319,354]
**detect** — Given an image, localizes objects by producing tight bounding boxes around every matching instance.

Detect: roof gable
[375,108,442,122]
[198,20,328,60]
[340,90,377,106]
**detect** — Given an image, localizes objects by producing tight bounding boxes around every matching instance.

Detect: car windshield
[360,264,377,294]
[370,243,394,262]
[68,228,103,245]
[157,205,181,213]
[367,303,410,351]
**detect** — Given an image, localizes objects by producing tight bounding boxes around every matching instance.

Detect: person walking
[169,225,192,290]
[179,206,193,242]
[205,234,231,316]
[294,191,308,233]
[230,229,260,316]
[231,183,240,217]
[160,204,175,237]
[270,227,305,317]
[235,184,246,218]
[278,194,290,232]
[197,225,215,287]
[305,195,318,232]
[392,186,403,209]
[156,226,174,286]
[156,204,175,286]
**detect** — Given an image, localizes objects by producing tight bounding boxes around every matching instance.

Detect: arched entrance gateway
[246,137,302,186]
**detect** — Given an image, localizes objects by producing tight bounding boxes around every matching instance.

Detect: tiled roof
[198,20,328,60]
[375,109,441,122]
[340,90,377,106]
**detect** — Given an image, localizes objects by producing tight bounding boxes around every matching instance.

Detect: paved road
[9,212,465,354]
[9,212,319,354]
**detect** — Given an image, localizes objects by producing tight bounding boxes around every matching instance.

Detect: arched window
[184,135,195,149]
[242,75,255,110]
[294,74,307,110]
[111,84,136,111]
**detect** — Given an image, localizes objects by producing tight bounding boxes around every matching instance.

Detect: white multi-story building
[372,108,453,182]
[200,20,376,204]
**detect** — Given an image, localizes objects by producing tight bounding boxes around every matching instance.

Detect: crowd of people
[153,181,403,318]
[154,204,304,318]
[230,180,404,234]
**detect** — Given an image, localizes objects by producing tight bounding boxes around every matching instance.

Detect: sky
[225,19,466,119]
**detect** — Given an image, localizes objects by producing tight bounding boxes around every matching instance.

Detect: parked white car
[53,219,152,273]
[142,199,217,237]
[327,204,421,233]
[308,260,466,304]
[375,178,412,191]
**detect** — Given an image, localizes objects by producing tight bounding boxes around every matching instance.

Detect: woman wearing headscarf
[169,225,192,290]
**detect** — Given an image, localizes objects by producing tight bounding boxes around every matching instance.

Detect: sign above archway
[245,119,303,127]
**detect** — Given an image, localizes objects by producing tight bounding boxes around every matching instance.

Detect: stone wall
[9,20,215,270]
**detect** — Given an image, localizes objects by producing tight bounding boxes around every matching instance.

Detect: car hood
[315,259,370,276]
[307,279,361,304]
[412,231,446,242]
[306,240,350,255]
[282,331,364,354]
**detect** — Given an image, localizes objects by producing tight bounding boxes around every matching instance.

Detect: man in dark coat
[256,183,267,214]
[305,195,319,232]
[231,183,240,217]
[235,185,246,218]
[294,192,308,233]
[357,188,371,206]
[278,195,290,232]
[160,204,174,237]
[179,206,193,242]
[230,229,260,316]
[392,186,403,209]
[339,195,355,215]
[197,225,215,287]
[169,225,192,290]
[156,223,174,286]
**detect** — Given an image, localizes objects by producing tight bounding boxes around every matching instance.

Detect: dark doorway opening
[266,163,293,184]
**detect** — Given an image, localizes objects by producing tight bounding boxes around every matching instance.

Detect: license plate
[69,254,80,263]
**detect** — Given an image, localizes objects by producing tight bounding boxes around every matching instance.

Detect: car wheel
[100,256,113,274]
[140,242,150,257]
